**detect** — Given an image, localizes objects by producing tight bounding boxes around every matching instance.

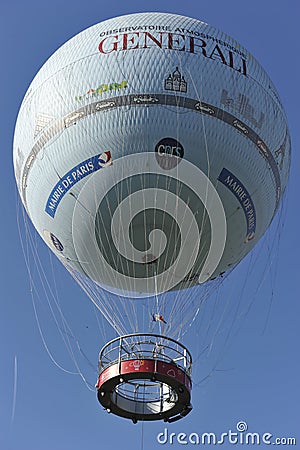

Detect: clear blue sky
[1,1,299,449]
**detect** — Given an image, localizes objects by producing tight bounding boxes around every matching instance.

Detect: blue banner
[45,151,111,218]
[218,168,256,241]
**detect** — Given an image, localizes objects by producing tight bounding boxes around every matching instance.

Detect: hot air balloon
[13,12,290,423]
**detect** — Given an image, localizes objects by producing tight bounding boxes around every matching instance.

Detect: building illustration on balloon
[164,67,187,93]
[13,12,290,423]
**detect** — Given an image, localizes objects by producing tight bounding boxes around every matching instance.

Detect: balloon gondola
[96,333,192,423]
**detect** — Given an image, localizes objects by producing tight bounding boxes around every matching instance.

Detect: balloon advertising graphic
[13,12,290,423]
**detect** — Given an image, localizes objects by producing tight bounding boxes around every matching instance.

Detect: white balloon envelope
[13,12,290,295]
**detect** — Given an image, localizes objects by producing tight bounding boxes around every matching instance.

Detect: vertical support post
[160,382,163,413]
[118,336,122,374]
[183,348,187,369]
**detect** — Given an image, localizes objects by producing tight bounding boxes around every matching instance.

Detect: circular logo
[155,137,184,170]
[98,151,112,167]
[236,421,248,432]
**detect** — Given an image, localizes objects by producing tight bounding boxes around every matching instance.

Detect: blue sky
[1,1,299,449]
